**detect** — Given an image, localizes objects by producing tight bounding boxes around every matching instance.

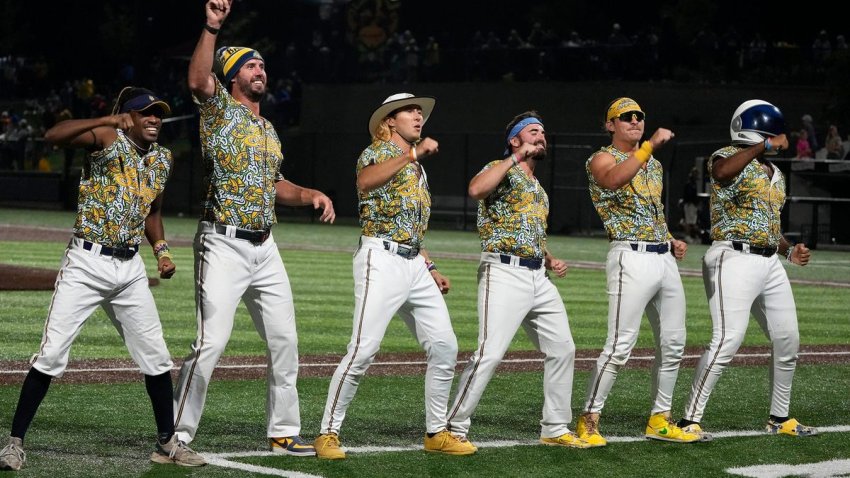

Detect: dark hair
[504,110,543,142]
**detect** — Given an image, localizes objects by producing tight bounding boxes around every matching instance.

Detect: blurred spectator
[564,31,584,48]
[679,166,701,244]
[812,29,831,73]
[825,125,845,159]
[422,36,440,81]
[801,113,820,151]
[404,33,420,83]
[795,128,814,159]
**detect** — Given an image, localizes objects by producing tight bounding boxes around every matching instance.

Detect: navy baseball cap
[118,88,172,116]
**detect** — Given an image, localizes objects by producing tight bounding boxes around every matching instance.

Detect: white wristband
[786,247,793,262]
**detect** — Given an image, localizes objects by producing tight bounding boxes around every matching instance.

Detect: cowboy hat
[368,93,435,136]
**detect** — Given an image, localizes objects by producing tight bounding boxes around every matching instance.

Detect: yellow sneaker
[269,436,316,457]
[645,413,699,443]
[314,433,346,460]
[766,418,818,437]
[576,413,607,447]
[540,432,590,449]
[424,431,477,455]
[681,423,714,442]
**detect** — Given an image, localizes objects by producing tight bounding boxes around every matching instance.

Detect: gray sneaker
[150,435,206,467]
[0,436,25,471]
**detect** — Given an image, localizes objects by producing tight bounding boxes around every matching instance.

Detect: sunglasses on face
[615,111,645,122]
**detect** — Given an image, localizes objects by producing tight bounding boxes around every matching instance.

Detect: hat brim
[136,100,172,117]
[368,96,435,137]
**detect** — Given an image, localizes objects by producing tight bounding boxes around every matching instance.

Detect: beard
[238,78,266,102]
[527,141,547,161]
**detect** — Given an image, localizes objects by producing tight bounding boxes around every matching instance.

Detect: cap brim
[368,96,435,137]
[136,101,172,117]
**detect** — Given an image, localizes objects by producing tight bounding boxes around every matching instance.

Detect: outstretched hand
[313,193,336,223]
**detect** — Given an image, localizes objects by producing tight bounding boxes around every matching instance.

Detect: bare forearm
[144,196,166,244]
[597,156,645,190]
[357,156,411,192]
[275,180,317,206]
[469,158,513,199]
[44,117,114,147]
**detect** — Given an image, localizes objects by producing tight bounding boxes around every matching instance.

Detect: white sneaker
[0,436,25,471]
[150,435,206,467]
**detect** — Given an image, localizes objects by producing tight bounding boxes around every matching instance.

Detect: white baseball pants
[31,237,173,377]
[447,253,577,439]
[174,222,301,443]
[583,241,687,415]
[683,241,800,422]
[320,236,458,435]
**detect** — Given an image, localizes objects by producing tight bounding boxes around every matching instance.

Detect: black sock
[144,371,175,441]
[678,419,697,428]
[10,368,53,440]
[770,415,789,423]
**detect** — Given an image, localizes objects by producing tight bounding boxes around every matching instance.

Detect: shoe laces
[583,417,599,435]
[171,440,196,459]
[2,443,24,462]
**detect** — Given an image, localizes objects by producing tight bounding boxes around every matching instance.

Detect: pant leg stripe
[175,234,208,427]
[36,245,72,362]
[686,250,727,420]
[327,249,373,431]
[447,264,490,428]
[585,251,625,412]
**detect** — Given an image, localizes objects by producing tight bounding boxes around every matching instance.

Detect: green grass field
[1,207,849,477]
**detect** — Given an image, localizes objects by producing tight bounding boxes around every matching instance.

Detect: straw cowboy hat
[368,93,436,136]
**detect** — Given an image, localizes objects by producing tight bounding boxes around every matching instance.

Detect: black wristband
[204,24,220,35]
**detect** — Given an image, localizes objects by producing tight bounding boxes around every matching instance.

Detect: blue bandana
[504,117,543,154]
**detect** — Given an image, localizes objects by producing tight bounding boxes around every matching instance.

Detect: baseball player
[677,100,818,438]
[577,98,698,446]
[0,87,204,471]
[445,111,589,449]
[172,0,335,460]
[313,92,474,460]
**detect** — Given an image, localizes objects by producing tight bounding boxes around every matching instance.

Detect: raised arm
[43,114,131,149]
[188,0,232,102]
[357,137,439,192]
[468,142,540,200]
[590,128,674,190]
[712,134,788,183]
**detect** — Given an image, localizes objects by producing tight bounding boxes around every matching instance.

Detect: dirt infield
[1,345,847,385]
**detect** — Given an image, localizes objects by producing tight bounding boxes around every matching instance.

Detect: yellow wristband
[156,251,173,261]
[635,141,653,163]
[409,146,418,162]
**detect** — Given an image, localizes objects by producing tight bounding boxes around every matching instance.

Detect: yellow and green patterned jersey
[708,145,786,247]
[197,77,284,230]
[357,140,431,246]
[586,145,672,242]
[477,161,548,259]
[73,130,172,247]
